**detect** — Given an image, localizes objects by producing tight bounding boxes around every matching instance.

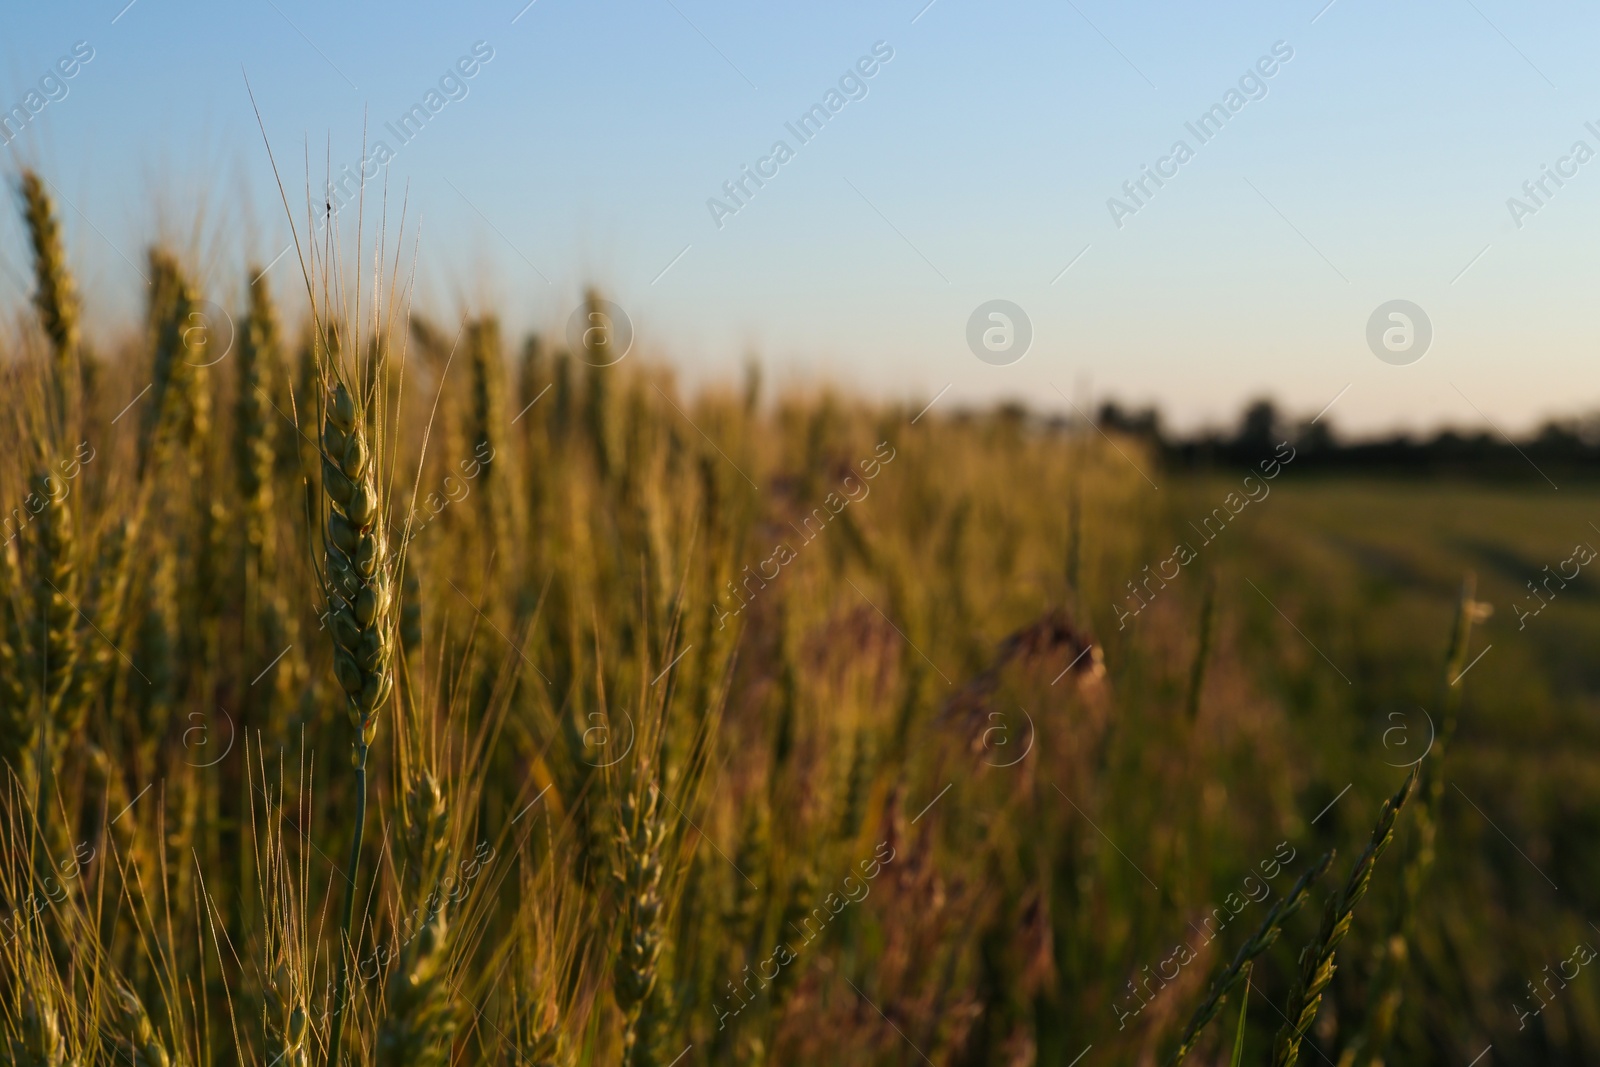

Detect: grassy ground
[1145,473,1600,1065]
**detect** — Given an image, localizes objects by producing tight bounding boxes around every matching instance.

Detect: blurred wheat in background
[0,169,1582,1067]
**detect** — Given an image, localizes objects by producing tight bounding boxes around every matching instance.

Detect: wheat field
[0,170,1564,1067]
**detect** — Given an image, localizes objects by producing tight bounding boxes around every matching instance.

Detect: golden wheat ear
[18,171,81,430]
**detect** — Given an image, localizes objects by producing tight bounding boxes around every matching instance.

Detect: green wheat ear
[321,366,396,1066]
[322,376,394,752]
[1271,770,1418,1067]
[18,171,80,423]
[110,980,179,1067]
[236,270,281,560]
[1165,850,1334,1067]
[613,768,669,1067]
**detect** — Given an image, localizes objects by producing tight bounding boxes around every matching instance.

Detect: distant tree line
[1095,397,1600,480]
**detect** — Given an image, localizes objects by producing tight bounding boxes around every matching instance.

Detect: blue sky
[1,0,1596,434]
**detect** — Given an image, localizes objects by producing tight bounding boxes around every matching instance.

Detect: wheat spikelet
[837,725,873,843]
[140,252,211,478]
[0,535,34,780]
[518,334,545,416]
[28,470,78,720]
[1164,850,1335,1067]
[581,289,616,481]
[466,316,508,562]
[375,765,458,1067]
[9,986,71,1067]
[321,375,395,751]
[1341,577,1488,1067]
[262,966,308,1067]
[133,553,177,759]
[109,980,178,1067]
[504,864,584,1067]
[26,469,80,859]
[770,860,816,1007]
[613,768,668,1066]
[1272,771,1418,1067]
[319,363,396,1063]
[18,171,79,424]
[60,516,136,731]
[235,272,280,562]
[550,348,574,441]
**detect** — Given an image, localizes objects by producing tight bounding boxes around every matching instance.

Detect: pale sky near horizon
[1,0,1597,437]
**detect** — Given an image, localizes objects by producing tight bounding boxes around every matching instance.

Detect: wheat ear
[236,272,280,563]
[1164,850,1335,1067]
[613,768,668,1066]
[1271,770,1418,1067]
[110,980,179,1067]
[322,373,396,1064]
[263,964,308,1067]
[12,985,70,1066]
[0,536,34,781]
[18,171,80,426]
[140,251,210,479]
[1340,577,1488,1067]
[375,767,457,1067]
